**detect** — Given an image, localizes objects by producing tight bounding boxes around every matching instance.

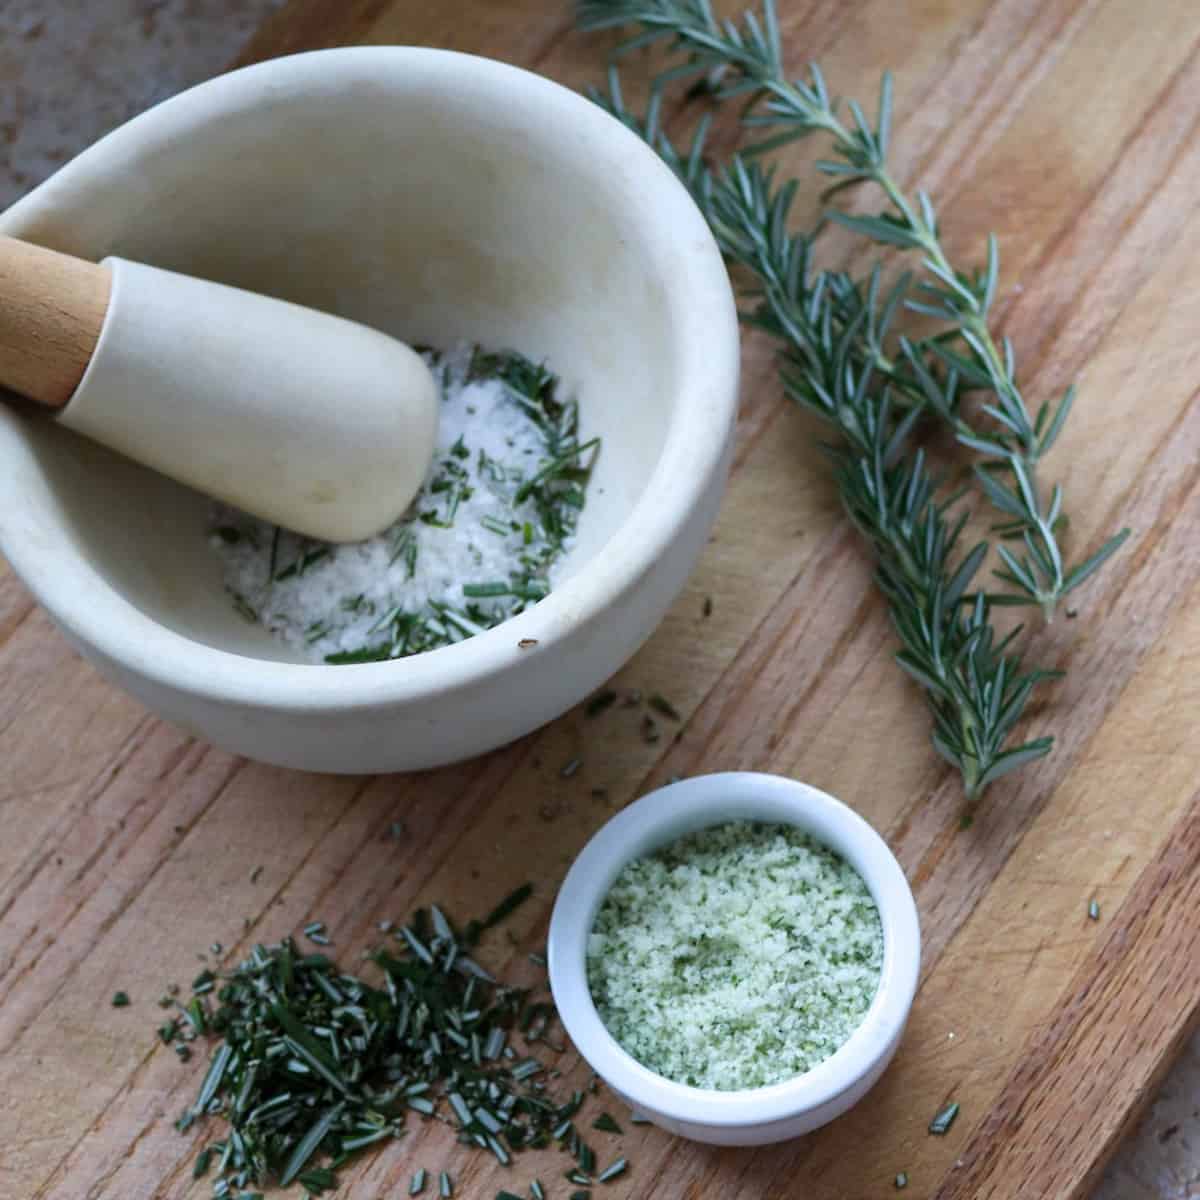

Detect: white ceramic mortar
[0,47,740,773]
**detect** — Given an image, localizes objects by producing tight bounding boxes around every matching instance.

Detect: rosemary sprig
[578,0,1127,619]
[578,0,1127,798]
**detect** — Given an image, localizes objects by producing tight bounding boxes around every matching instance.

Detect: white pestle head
[57,258,439,543]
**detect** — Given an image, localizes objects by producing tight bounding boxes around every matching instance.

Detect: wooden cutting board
[2,1,1199,1197]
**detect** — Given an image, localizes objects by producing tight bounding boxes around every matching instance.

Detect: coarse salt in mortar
[209,345,596,662]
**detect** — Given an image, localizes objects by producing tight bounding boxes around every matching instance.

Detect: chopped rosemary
[229,591,257,623]
[302,921,330,945]
[297,1167,337,1194]
[164,884,611,1196]
[465,882,534,944]
[530,1181,545,1200]
[111,991,131,1008]
[647,694,680,721]
[584,690,618,717]
[463,582,513,598]
[592,1112,622,1135]
[576,1141,595,1174]
[895,1171,909,1189]
[597,1157,627,1183]
[560,757,582,779]
[929,1100,960,1135]
[1088,898,1101,921]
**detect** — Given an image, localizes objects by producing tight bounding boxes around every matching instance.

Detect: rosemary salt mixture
[588,822,883,1090]
[210,347,598,663]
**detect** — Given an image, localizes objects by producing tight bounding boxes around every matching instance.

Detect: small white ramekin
[548,772,921,1146]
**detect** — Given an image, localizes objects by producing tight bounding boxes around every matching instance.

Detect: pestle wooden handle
[0,235,111,409]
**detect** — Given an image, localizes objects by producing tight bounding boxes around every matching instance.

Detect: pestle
[0,236,439,542]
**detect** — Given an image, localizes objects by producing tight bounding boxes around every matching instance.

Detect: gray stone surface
[1096,1033,1200,1200]
[0,3,1197,1197]
[0,0,283,209]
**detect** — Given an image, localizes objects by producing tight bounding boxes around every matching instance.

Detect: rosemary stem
[876,511,983,791]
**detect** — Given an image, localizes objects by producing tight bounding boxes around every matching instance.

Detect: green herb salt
[587,821,883,1090]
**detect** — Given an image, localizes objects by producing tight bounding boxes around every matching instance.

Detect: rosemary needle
[585,689,618,717]
[929,1100,960,1135]
[166,884,602,1196]
[597,1157,628,1183]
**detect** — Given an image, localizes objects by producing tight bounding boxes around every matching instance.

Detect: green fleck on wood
[597,1157,628,1183]
[929,1101,960,1135]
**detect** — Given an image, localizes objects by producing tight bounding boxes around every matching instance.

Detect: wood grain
[944,786,1200,1199]
[2,1,1198,1198]
[0,235,109,407]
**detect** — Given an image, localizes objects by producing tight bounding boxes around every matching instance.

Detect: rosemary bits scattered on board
[167,888,628,1197]
[211,346,598,664]
[577,0,1130,801]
